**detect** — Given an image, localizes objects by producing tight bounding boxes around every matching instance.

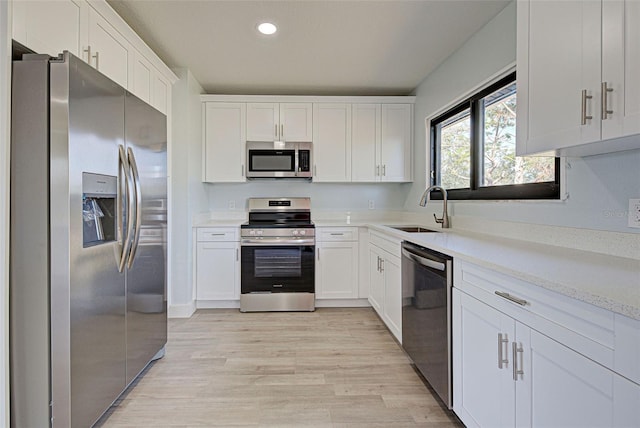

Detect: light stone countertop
[367,224,640,321]
[193,219,246,227]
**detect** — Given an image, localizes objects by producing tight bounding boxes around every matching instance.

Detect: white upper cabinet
[517,0,640,156]
[12,0,175,115]
[381,104,412,182]
[246,102,312,142]
[203,102,246,183]
[351,104,381,182]
[87,7,131,89]
[131,51,170,114]
[12,0,85,58]
[351,103,412,182]
[313,103,351,182]
[601,0,640,140]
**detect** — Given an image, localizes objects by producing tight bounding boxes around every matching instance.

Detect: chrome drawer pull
[581,89,593,125]
[495,291,528,306]
[512,342,524,381]
[498,333,509,369]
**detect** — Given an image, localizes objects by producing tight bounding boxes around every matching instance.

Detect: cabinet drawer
[197,227,238,242]
[318,227,357,242]
[369,230,401,258]
[455,260,616,369]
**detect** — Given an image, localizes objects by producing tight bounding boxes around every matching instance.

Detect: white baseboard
[168,301,196,318]
[196,300,241,309]
[315,298,371,308]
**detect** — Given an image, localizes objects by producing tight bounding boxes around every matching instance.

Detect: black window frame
[430,72,560,200]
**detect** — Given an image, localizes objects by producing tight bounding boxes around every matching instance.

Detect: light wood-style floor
[98,308,463,427]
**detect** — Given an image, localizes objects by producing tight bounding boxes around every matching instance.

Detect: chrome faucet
[419,185,450,228]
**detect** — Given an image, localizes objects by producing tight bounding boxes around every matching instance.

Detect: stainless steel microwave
[246,142,312,179]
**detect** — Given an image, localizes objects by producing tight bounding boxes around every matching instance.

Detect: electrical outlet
[368,200,375,210]
[629,199,640,228]
[228,200,236,210]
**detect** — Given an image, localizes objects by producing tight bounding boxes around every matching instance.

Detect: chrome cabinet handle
[83,46,91,64]
[376,256,380,272]
[498,333,509,369]
[127,148,142,269]
[376,165,380,176]
[512,342,524,381]
[380,258,384,273]
[495,291,528,306]
[601,82,613,119]
[93,51,99,70]
[242,164,245,177]
[382,165,386,176]
[236,248,239,261]
[281,124,284,139]
[314,165,317,176]
[275,124,278,138]
[581,89,593,125]
[317,248,320,261]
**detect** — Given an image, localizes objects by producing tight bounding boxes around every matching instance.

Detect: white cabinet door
[12,0,84,58]
[382,253,402,342]
[151,72,170,115]
[453,289,516,428]
[515,327,638,428]
[313,103,351,182]
[368,247,384,315]
[246,103,312,142]
[602,0,640,140]
[381,104,412,182]
[280,103,313,142]
[351,104,381,182]
[246,103,279,141]
[203,102,246,182]
[316,241,358,299]
[131,51,153,104]
[87,8,131,89]
[196,242,240,300]
[516,0,602,155]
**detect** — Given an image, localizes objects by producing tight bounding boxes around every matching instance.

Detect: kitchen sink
[386,225,439,233]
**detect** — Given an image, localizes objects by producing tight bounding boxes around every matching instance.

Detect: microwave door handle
[294,147,299,175]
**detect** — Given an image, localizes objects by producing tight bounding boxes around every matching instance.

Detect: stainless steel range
[240,198,315,312]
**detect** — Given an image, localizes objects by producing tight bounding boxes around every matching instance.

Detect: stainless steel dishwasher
[401,241,453,409]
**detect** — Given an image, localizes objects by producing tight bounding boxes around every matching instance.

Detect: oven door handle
[241,238,316,246]
[401,248,446,271]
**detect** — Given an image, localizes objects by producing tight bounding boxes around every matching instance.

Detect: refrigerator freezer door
[124,92,168,385]
[50,53,127,428]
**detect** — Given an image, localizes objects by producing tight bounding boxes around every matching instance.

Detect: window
[431,72,560,200]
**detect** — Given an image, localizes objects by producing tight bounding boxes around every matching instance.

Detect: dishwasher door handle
[401,248,446,271]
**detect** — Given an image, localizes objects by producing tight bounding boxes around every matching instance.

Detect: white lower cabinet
[368,230,402,342]
[195,228,240,302]
[453,287,640,428]
[316,227,358,299]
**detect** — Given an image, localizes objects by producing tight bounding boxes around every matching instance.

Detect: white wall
[207,182,411,214]
[407,1,640,234]
[1,0,11,423]
[169,69,208,317]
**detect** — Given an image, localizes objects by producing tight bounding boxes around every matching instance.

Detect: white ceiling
[107,0,510,96]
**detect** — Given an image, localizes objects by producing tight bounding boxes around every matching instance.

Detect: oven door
[246,148,296,178]
[241,244,315,293]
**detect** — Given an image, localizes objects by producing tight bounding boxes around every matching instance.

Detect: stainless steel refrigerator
[10,52,167,428]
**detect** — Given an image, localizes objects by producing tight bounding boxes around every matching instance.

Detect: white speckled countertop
[366,224,640,321]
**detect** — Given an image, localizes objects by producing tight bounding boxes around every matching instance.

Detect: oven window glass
[249,151,295,171]
[254,248,301,277]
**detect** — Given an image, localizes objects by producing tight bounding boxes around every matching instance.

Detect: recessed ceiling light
[257,22,277,35]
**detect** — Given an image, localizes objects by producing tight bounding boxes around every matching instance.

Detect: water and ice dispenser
[82,172,117,247]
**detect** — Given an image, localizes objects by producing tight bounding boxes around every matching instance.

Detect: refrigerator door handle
[127,147,143,268]
[119,145,135,272]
